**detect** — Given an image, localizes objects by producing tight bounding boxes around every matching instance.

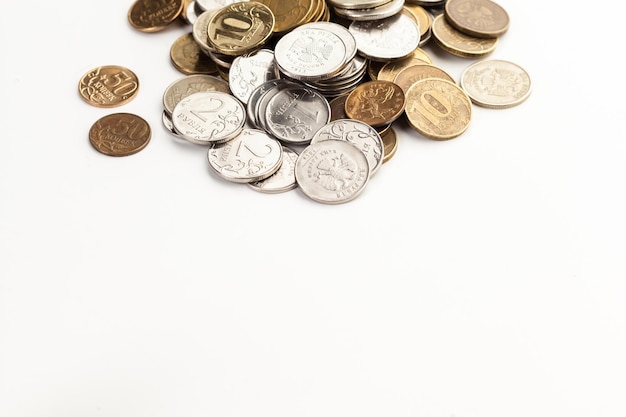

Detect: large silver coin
[207,129,283,183]
[301,22,358,64]
[192,10,217,54]
[265,85,331,145]
[254,80,299,133]
[274,26,348,80]
[349,13,420,61]
[163,74,231,115]
[248,146,299,193]
[460,59,532,109]
[246,79,283,128]
[311,119,383,176]
[295,140,370,204]
[229,49,280,104]
[162,110,185,140]
[172,91,246,145]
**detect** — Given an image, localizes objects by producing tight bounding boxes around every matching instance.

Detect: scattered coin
[170,32,219,75]
[128,0,184,32]
[229,49,280,104]
[162,74,231,116]
[89,113,151,156]
[78,65,139,108]
[460,59,532,109]
[431,13,498,58]
[345,80,406,127]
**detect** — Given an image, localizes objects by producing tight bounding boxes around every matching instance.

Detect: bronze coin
[393,64,455,94]
[256,0,314,33]
[431,13,498,58]
[78,65,140,108]
[89,113,151,156]
[345,80,406,127]
[444,0,509,39]
[170,32,218,75]
[381,127,398,164]
[404,78,472,140]
[128,0,184,32]
[328,94,349,121]
[378,57,431,82]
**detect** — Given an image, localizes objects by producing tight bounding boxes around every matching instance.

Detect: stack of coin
[256,0,331,34]
[327,0,406,21]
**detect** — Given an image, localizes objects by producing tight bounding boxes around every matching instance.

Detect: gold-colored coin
[393,64,455,94]
[367,60,385,81]
[207,2,275,56]
[431,14,498,58]
[378,57,431,82]
[89,113,151,156]
[345,80,406,127]
[329,94,349,121]
[404,78,472,140]
[408,48,433,64]
[170,32,218,75]
[256,0,314,33]
[78,65,140,108]
[403,4,431,37]
[381,127,398,164]
[444,0,509,39]
[128,0,184,32]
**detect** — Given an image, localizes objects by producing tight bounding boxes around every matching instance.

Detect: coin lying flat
[460,59,531,109]
[444,0,509,39]
[256,0,314,33]
[404,78,472,140]
[89,113,151,156]
[348,13,420,61]
[431,13,498,58]
[170,32,219,75]
[345,80,405,127]
[393,63,455,94]
[295,139,370,204]
[78,65,139,108]
[128,0,184,32]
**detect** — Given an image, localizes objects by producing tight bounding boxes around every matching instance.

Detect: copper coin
[89,113,151,156]
[128,0,184,32]
[404,78,472,140]
[381,127,398,164]
[78,65,139,108]
[345,80,406,127]
[256,0,314,33]
[170,32,218,75]
[444,0,509,39]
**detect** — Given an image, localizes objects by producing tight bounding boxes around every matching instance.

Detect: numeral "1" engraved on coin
[416,90,451,126]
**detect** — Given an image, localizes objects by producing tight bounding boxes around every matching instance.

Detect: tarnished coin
[207,128,283,183]
[311,119,383,176]
[78,65,139,108]
[170,32,219,75]
[172,91,246,145]
[393,64,455,94]
[432,13,498,58]
[329,94,349,121]
[445,0,509,39]
[207,1,275,56]
[405,78,472,140]
[460,59,531,109]
[128,0,184,32]
[256,0,314,33]
[163,74,231,116]
[248,146,299,192]
[381,127,398,164]
[348,13,420,61]
[345,80,405,127]
[89,113,151,156]
[229,49,280,104]
[295,139,370,204]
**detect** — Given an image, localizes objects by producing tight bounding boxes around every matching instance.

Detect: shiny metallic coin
[248,146,299,192]
[431,14,498,58]
[207,128,283,183]
[349,13,420,61]
[274,26,348,80]
[172,91,246,145]
[445,0,509,39]
[404,4,430,37]
[256,0,315,33]
[377,57,430,82]
[246,80,284,127]
[163,74,231,116]
[295,140,370,204]
[128,0,184,32]
[345,80,405,127]
[393,63,455,94]
[229,49,280,104]
[207,2,275,56]
[170,32,219,75]
[195,0,245,12]
[381,127,398,163]
[265,85,331,145]
[254,80,299,132]
[192,10,217,53]
[460,59,531,109]
[311,119,383,176]
[405,78,472,140]
[78,65,139,108]
[89,113,151,156]
[418,26,432,46]
[327,0,393,9]
[162,110,186,140]
[183,0,200,24]
[333,0,405,21]
[302,21,358,64]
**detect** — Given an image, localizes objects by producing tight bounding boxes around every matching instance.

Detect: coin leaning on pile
[80,0,531,202]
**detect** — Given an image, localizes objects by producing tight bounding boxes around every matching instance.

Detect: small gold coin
[78,65,140,108]
[345,80,406,127]
[256,0,314,33]
[431,14,498,58]
[444,0,509,39]
[128,0,184,32]
[393,64,455,94]
[405,78,472,140]
[170,32,218,75]
[89,113,151,156]
[207,2,275,56]
[381,127,398,164]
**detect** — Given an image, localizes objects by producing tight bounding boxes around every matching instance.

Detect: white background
[1,0,625,416]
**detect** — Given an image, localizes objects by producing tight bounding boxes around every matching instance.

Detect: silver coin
[349,13,420,61]
[162,110,186,140]
[327,0,393,9]
[254,80,299,133]
[274,26,348,81]
[183,1,199,25]
[246,80,283,128]
[265,85,331,145]
[195,0,246,12]
[207,129,283,183]
[163,74,231,116]
[334,0,406,21]
[229,49,280,104]
[248,146,299,193]
[300,22,358,64]
[460,59,532,109]
[311,119,383,176]
[172,91,246,145]
[295,140,370,204]
[192,10,217,54]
